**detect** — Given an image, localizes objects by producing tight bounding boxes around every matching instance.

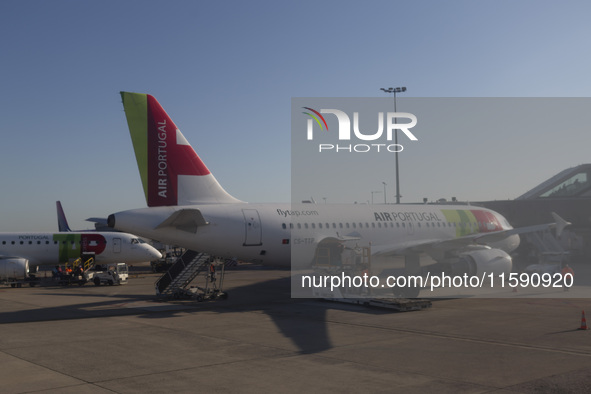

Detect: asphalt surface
[0,267,590,393]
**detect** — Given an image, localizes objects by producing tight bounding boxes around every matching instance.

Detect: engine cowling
[0,258,29,281]
[457,248,512,276]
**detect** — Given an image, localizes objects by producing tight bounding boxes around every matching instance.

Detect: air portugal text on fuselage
[375,208,503,234]
[373,210,441,223]
[280,206,503,235]
[2,233,108,263]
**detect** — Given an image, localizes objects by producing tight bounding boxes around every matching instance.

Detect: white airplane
[0,218,163,280]
[108,92,569,297]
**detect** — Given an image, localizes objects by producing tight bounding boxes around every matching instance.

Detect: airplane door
[242,209,262,246]
[113,238,121,253]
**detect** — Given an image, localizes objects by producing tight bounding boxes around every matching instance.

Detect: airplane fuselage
[0,232,162,266]
[110,203,520,267]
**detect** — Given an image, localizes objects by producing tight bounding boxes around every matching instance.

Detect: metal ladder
[155,250,211,296]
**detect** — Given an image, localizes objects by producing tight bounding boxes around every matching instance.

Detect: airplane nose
[149,248,163,260]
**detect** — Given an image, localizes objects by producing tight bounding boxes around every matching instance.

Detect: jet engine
[0,258,29,281]
[452,248,513,277]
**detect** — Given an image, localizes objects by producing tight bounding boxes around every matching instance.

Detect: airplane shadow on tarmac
[0,272,391,355]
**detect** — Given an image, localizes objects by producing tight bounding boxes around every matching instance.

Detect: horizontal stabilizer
[155,209,209,233]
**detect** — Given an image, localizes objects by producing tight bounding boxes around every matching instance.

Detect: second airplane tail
[56,201,72,232]
[120,92,242,207]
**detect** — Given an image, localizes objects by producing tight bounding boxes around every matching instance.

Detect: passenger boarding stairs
[155,250,211,296]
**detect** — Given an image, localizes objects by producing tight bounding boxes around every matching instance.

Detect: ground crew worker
[209,263,216,282]
[561,263,574,291]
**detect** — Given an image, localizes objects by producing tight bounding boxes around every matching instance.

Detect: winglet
[551,212,571,238]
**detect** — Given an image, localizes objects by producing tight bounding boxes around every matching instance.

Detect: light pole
[380,86,406,204]
[382,181,387,204]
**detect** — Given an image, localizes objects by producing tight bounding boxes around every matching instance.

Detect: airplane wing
[372,212,570,258]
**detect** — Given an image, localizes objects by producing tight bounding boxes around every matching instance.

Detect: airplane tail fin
[56,201,72,232]
[120,92,242,207]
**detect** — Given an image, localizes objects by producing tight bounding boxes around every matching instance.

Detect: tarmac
[1,267,591,393]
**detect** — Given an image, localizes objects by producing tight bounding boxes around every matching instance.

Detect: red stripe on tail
[146,95,210,206]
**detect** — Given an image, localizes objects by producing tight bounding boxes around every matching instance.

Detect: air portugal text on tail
[120,92,241,206]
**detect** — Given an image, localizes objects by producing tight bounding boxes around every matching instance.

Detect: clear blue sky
[1,0,590,232]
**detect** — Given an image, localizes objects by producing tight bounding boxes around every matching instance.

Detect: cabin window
[282,223,286,229]
[304,223,309,229]
[346,223,350,229]
[352,223,356,229]
[311,223,315,229]
[318,223,323,229]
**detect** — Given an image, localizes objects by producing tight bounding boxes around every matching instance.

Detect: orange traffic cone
[578,310,589,330]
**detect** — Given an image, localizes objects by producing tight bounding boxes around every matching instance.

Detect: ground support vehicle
[91,263,129,286]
